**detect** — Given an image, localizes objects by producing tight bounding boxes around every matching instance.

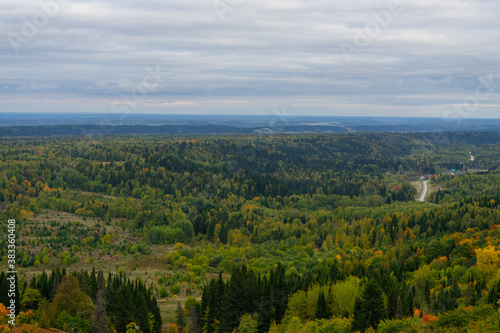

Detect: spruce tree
[315,290,328,319]
[40,271,51,300]
[271,264,288,324]
[257,281,273,333]
[352,279,387,332]
[135,292,152,333]
[92,270,109,333]
[352,297,364,332]
[487,280,500,306]
[176,301,186,332]
[151,296,163,333]
[108,280,135,332]
[90,266,98,301]
[203,281,218,332]
[329,262,338,282]
[220,266,260,333]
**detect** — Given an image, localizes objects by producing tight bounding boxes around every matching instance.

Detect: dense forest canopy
[1,131,500,332]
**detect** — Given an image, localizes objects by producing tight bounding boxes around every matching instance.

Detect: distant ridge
[0,125,254,137]
[2,114,500,136]
[1,123,500,137]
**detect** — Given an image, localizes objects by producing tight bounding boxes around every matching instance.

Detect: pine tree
[40,271,51,300]
[315,290,329,319]
[202,281,218,332]
[352,280,387,332]
[257,281,273,333]
[151,296,163,333]
[271,264,288,324]
[135,292,152,333]
[329,262,338,282]
[90,266,98,301]
[176,301,186,332]
[203,307,220,333]
[352,297,364,332]
[92,271,109,333]
[487,280,500,307]
[108,279,135,332]
[220,266,260,333]
[216,272,225,321]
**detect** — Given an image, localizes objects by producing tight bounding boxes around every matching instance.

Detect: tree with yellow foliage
[476,246,500,277]
[0,303,9,325]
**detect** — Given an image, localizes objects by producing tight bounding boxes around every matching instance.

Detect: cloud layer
[1,0,500,117]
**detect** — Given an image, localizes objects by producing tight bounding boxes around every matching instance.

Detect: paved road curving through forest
[417,180,429,202]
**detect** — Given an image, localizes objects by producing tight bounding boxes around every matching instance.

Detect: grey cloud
[0,0,499,117]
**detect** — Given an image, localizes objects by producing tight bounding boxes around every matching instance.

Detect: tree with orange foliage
[166,323,178,333]
[0,303,9,325]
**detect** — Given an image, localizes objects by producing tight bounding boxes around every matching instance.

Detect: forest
[0,131,500,332]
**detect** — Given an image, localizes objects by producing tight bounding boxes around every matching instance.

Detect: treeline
[199,253,500,333]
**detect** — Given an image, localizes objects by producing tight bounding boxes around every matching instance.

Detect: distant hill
[1,114,500,136]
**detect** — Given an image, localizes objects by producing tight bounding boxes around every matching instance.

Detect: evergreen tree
[134,288,152,333]
[352,297,364,332]
[108,280,135,332]
[329,262,338,282]
[150,296,163,333]
[257,281,273,333]
[352,279,387,332]
[92,270,109,333]
[203,307,220,333]
[270,264,288,324]
[202,281,218,333]
[315,290,329,319]
[216,272,225,321]
[39,271,51,300]
[220,266,260,333]
[176,301,186,332]
[487,280,500,307]
[89,266,98,301]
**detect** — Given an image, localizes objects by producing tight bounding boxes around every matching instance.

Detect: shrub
[170,284,181,295]
[190,265,206,277]
[435,305,496,329]
[159,287,169,298]
[377,317,422,333]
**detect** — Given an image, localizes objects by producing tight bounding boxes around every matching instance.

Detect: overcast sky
[1,0,500,117]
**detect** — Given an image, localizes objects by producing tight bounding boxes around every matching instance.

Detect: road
[417,180,429,202]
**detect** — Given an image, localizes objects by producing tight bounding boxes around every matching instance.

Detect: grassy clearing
[20,209,209,324]
[410,181,423,199]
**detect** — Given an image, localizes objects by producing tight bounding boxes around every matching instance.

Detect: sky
[1,0,500,118]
